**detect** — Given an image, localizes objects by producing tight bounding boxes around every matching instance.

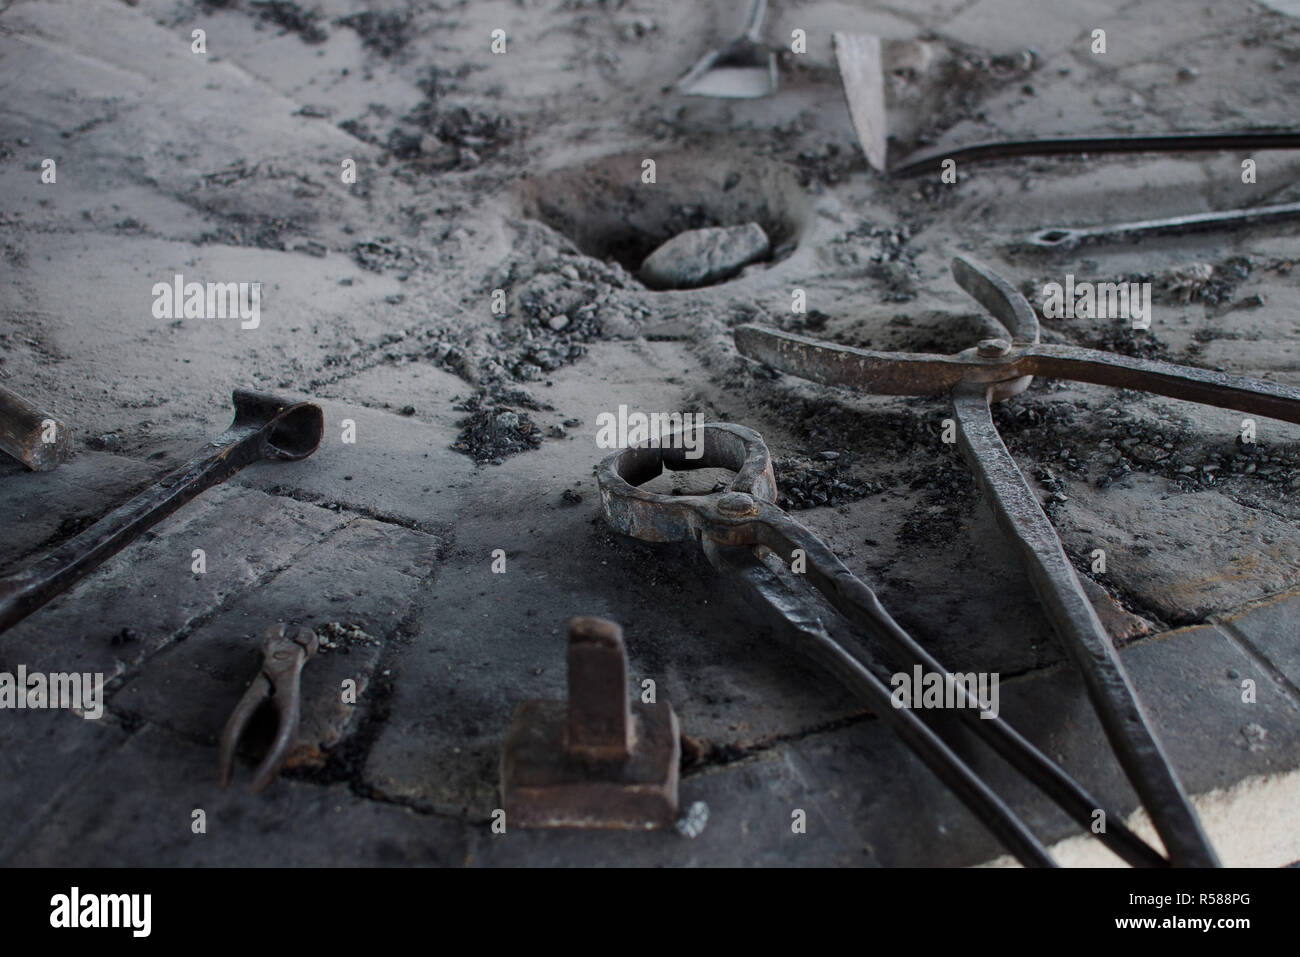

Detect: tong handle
[1027,345,1300,425]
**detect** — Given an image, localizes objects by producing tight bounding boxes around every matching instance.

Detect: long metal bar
[0,390,323,634]
[1026,201,1300,249]
[951,382,1219,867]
[734,327,1300,425]
[891,129,1300,177]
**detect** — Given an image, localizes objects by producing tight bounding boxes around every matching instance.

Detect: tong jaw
[218,623,319,793]
[596,422,778,545]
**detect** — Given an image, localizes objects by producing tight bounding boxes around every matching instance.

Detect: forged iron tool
[598,422,1168,867]
[1025,200,1300,250]
[501,617,680,829]
[0,390,323,634]
[891,129,1300,178]
[736,256,1300,866]
[219,623,318,792]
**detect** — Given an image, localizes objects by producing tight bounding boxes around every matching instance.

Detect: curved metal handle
[0,390,323,635]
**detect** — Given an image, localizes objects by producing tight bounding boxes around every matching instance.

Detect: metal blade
[834,32,888,172]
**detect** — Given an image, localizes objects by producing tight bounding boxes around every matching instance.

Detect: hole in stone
[514,151,809,290]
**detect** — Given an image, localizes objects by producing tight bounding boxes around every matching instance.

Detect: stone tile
[5,724,469,866]
[1120,621,1300,794]
[0,451,158,571]
[0,484,348,680]
[1216,589,1300,694]
[113,518,439,773]
[233,398,478,532]
[1053,473,1300,625]
[0,708,130,863]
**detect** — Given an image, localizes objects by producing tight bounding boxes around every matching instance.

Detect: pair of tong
[598,424,1167,867]
[218,624,318,793]
[735,256,1300,866]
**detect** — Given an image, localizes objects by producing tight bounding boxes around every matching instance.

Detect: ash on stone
[774,453,875,511]
[452,393,544,464]
[317,621,379,654]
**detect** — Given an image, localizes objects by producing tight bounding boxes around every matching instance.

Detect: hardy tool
[0,390,323,634]
[736,256,1300,866]
[598,422,1170,867]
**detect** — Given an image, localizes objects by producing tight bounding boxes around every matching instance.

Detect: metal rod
[705,538,1057,867]
[1025,200,1300,249]
[0,390,322,634]
[892,129,1300,177]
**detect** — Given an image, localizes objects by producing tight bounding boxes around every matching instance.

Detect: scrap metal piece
[834,32,888,172]
[891,128,1300,177]
[731,255,1300,865]
[598,423,1166,868]
[219,624,319,793]
[0,382,72,471]
[501,617,680,829]
[1024,200,1300,250]
[0,389,323,635]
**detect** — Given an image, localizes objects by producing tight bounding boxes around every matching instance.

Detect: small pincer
[218,623,319,793]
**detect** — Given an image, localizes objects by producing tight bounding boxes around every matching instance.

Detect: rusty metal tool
[598,422,1168,867]
[0,382,72,471]
[1024,200,1300,250]
[891,128,1300,178]
[736,256,1300,866]
[219,623,318,792]
[0,389,323,634]
[501,617,680,829]
[674,0,777,99]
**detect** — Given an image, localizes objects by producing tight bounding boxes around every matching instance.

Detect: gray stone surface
[2,0,1299,867]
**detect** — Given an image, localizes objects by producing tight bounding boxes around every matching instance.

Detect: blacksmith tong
[735,256,1300,866]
